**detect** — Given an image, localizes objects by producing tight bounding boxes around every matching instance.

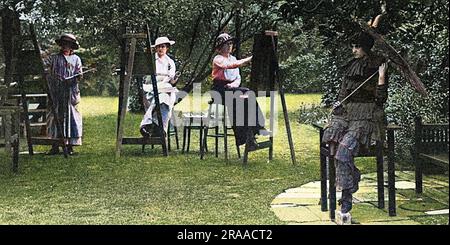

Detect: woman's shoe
[67,145,75,155]
[140,124,153,138]
[246,137,259,152]
[46,147,60,155]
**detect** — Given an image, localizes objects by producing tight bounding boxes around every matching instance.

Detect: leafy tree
[277,0,449,160]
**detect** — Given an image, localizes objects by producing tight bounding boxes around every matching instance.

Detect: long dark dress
[322,54,388,193]
[45,52,83,146]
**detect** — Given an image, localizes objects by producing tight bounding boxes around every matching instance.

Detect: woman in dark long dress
[322,32,388,217]
[45,33,83,155]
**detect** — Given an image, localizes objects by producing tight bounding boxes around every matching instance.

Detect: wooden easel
[0,85,20,172]
[2,15,68,157]
[115,27,168,157]
[243,31,296,166]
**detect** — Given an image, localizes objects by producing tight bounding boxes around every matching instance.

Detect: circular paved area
[271,171,449,225]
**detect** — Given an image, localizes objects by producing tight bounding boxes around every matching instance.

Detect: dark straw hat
[215,33,237,50]
[55,33,80,50]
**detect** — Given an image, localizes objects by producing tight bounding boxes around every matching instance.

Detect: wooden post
[11,134,19,172]
[117,37,127,135]
[182,124,187,153]
[269,92,275,161]
[279,85,296,165]
[266,31,296,165]
[319,129,328,211]
[18,75,34,155]
[4,113,11,153]
[328,143,336,221]
[387,129,396,216]
[414,116,423,194]
[224,106,228,162]
[116,37,136,158]
[215,105,219,157]
[11,108,20,172]
[376,140,385,209]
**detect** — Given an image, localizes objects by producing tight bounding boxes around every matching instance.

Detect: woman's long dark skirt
[210,84,265,146]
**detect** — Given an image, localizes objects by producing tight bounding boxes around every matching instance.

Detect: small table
[313,123,402,219]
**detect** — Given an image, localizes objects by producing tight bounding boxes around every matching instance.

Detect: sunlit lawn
[0,94,445,224]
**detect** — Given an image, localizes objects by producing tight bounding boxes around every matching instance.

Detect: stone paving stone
[301,181,322,188]
[395,181,416,189]
[271,197,320,206]
[356,186,377,194]
[395,171,415,180]
[271,171,448,225]
[422,179,449,188]
[306,205,332,221]
[425,209,449,215]
[353,192,379,203]
[285,187,322,193]
[271,206,322,223]
[395,172,449,187]
[353,192,411,203]
[359,181,378,187]
[276,192,322,199]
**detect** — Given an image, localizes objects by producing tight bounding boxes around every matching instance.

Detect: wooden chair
[182,112,207,154]
[413,116,449,194]
[313,123,402,219]
[201,99,240,160]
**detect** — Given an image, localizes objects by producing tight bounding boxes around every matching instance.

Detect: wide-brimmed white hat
[151,37,175,48]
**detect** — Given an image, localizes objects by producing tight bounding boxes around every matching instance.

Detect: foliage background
[1,0,448,160]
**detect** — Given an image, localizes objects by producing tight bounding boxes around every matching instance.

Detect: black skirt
[210,83,265,146]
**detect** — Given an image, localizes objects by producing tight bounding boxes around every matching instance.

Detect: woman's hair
[350,32,374,54]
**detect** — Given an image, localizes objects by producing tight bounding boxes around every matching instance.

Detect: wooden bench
[313,123,402,219]
[413,117,449,194]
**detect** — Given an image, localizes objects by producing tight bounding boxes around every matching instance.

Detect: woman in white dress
[140,37,178,138]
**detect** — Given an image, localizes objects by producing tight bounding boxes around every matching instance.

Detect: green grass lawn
[0,94,444,224]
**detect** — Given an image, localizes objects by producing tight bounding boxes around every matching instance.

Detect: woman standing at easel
[45,33,83,155]
[211,33,268,151]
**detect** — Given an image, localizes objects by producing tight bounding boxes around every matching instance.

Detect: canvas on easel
[1,12,68,157]
[243,31,296,165]
[249,33,277,96]
[115,26,168,157]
